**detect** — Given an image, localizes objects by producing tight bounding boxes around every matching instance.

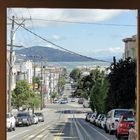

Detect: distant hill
[15,46,103,62]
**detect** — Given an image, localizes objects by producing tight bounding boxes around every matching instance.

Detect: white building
[35,66,62,102]
[15,60,33,84]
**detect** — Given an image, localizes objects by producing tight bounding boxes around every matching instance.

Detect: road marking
[28,135,34,138]
[37,134,44,138]
[54,115,67,140]
[8,130,29,139]
[76,119,94,140]
[74,120,84,140]
[73,113,84,140]
[54,128,64,140]
[81,119,110,140]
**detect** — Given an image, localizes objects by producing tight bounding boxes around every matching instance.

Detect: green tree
[90,70,109,113]
[74,69,100,98]
[12,80,31,110]
[51,92,58,101]
[12,80,41,112]
[69,68,81,82]
[28,93,41,113]
[105,57,136,111]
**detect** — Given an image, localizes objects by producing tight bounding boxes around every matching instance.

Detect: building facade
[123,35,137,59]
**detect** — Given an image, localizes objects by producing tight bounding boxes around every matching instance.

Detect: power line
[8,17,104,62]
[29,18,136,27]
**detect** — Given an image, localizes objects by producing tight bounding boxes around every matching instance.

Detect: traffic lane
[51,113,112,140]
[7,118,57,140]
[48,118,80,140]
[80,119,128,140]
[56,117,80,140]
[77,118,115,140]
[7,109,63,140]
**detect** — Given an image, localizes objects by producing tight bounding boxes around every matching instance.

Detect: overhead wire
[30,18,136,27]
[8,17,102,62]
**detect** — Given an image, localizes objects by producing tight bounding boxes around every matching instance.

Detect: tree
[105,57,136,111]
[51,92,58,101]
[12,80,31,110]
[69,68,81,82]
[28,93,41,113]
[12,80,41,112]
[89,70,109,113]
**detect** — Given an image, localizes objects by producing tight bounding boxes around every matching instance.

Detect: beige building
[123,35,137,59]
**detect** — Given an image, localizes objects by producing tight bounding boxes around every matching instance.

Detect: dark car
[16,112,32,126]
[116,114,135,139]
[34,112,44,122]
[78,98,84,104]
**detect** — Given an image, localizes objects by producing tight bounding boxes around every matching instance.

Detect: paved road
[7,83,126,140]
[7,102,121,140]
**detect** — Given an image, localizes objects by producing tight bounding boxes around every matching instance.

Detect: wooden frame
[0,0,140,139]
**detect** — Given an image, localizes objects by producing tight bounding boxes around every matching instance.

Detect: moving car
[53,99,59,103]
[7,112,16,132]
[59,99,68,104]
[16,112,32,126]
[83,101,90,108]
[78,98,84,104]
[34,112,44,122]
[116,114,135,139]
[71,98,75,102]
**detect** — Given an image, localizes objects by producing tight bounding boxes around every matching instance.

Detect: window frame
[0,0,140,140]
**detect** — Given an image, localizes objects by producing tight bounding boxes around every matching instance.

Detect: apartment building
[123,35,137,59]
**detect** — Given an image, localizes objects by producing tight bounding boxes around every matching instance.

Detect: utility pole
[8,16,24,112]
[33,56,36,91]
[40,63,43,110]
[8,16,15,112]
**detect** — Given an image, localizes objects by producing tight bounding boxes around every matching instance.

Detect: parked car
[98,114,106,128]
[101,115,107,129]
[105,109,134,134]
[89,113,97,124]
[34,112,44,122]
[85,112,93,122]
[32,114,39,124]
[7,112,16,132]
[16,112,32,126]
[116,114,135,139]
[95,114,103,126]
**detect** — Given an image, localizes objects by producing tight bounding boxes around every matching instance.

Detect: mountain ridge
[15,46,105,62]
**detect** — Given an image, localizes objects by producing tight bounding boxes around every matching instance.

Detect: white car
[53,99,59,103]
[105,109,134,134]
[32,114,39,124]
[89,113,97,123]
[7,112,16,132]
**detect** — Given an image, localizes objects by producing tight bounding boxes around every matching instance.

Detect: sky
[7,8,137,61]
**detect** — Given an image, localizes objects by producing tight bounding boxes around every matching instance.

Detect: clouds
[7,8,135,61]
[82,47,124,58]
[8,8,127,27]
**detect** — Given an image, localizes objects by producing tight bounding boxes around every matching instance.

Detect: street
[7,101,119,140]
